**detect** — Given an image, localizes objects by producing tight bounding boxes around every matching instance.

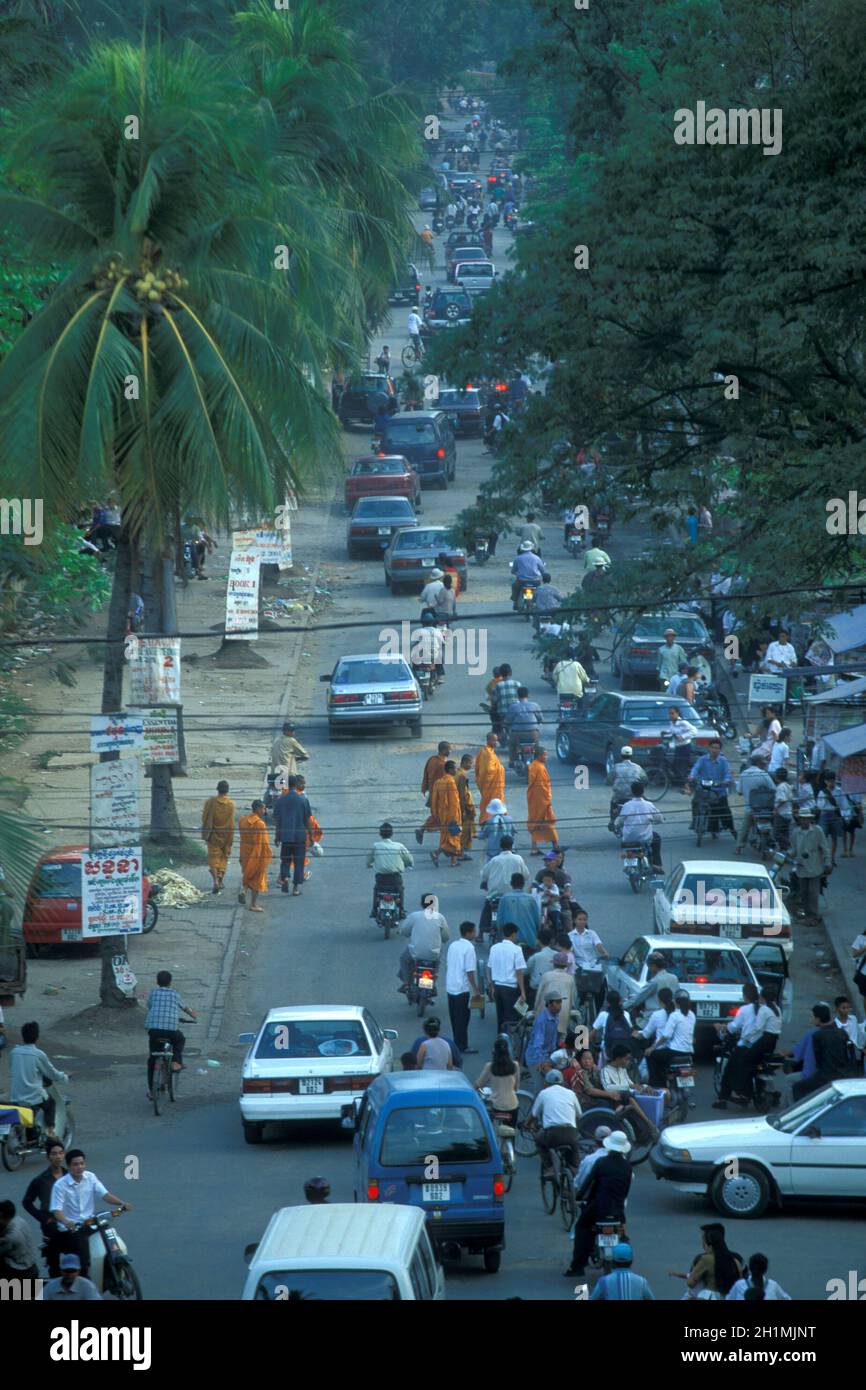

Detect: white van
[241,1203,446,1301]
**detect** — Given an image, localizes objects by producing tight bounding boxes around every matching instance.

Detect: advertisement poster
[128,638,181,704]
[89,759,140,849]
[129,707,180,763]
[225,534,260,640]
[748,673,787,706]
[81,846,143,937]
[90,712,144,754]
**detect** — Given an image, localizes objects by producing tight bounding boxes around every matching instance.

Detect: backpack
[604,1010,634,1055]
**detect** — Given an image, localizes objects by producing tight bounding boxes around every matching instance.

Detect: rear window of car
[380,1106,492,1166]
[32,862,81,898]
[450,247,485,261]
[255,1271,399,1301]
[351,460,405,476]
[622,701,700,723]
[654,948,751,985]
[353,499,414,517]
[457,263,493,276]
[255,1019,371,1059]
[396,529,456,550]
[351,377,386,391]
[679,874,771,901]
[384,423,436,443]
[437,391,480,406]
[334,659,413,685]
[633,616,708,640]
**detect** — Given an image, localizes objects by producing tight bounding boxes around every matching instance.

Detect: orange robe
[238,813,273,892]
[421,753,446,831]
[201,795,235,872]
[475,745,505,823]
[303,815,324,874]
[527,761,557,847]
[431,774,462,857]
[455,769,476,851]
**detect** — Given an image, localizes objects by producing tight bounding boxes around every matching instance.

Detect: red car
[344,455,421,512]
[23,845,158,955]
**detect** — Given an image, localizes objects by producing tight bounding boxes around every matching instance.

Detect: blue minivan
[350,1072,506,1273]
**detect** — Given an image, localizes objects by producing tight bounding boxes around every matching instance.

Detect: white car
[239,1005,397,1143]
[650,1080,866,1217]
[604,934,792,1038]
[653,860,792,954]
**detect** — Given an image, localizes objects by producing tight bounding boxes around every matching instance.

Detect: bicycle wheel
[540,1163,557,1214]
[644,765,670,800]
[560,1168,577,1230]
[401,344,417,368]
[694,807,708,848]
[152,1058,165,1116]
[514,1090,537,1157]
[168,1060,178,1103]
[501,1139,515,1194]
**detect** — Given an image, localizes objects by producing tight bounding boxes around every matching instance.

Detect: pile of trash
[147,869,208,907]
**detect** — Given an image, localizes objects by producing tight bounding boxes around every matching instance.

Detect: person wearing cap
[572,1121,612,1192]
[510,543,545,607]
[657,629,688,686]
[269,721,309,780]
[610,748,646,830]
[304,1176,331,1203]
[534,847,572,895]
[614,781,664,871]
[790,805,831,925]
[40,1252,103,1300]
[582,542,611,573]
[590,1243,655,1300]
[534,955,575,1039]
[530,1069,582,1172]
[407,305,424,358]
[628,951,680,1015]
[419,569,446,612]
[526,994,565,1090]
[567,1130,633,1277]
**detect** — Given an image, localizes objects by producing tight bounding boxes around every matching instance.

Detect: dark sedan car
[554,691,718,781]
[378,412,456,488]
[431,388,484,436]
[346,496,418,559]
[388,262,422,306]
[338,374,398,428]
[611,610,713,689]
[383,525,468,595]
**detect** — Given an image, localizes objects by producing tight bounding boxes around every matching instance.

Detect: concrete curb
[206,499,335,1045]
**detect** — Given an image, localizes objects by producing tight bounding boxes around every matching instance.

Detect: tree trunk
[145,547,184,846]
[98,529,136,1008]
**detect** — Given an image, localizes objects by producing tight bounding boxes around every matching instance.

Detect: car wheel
[604,746,616,784]
[243,1122,264,1145]
[347,546,359,560]
[328,725,339,741]
[710,1162,770,1219]
[438,476,448,490]
[620,671,633,691]
[555,731,576,765]
[482,1248,502,1274]
[410,721,423,738]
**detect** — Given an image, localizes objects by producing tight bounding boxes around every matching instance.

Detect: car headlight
[660,1139,692,1162]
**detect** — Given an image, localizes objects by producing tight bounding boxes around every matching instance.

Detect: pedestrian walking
[201,780,235,894]
[237,800,273,911]
[487,923,527,1030]
[790,806,831,925]
[272,776,313,897]
[415,741,451,845]
[22,1138,67,1276]
[430,761,462,867]
[416,1016,453,1070]
[0,1199,40,1283]
[474,733,505,823]
[455,753,476,859]
[526,747,558,854]
[445,922,479,1054]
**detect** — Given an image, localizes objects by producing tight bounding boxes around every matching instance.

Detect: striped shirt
[144,987,186,1033]
[591,1270,655,1300]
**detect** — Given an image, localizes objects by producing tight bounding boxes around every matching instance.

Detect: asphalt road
[8,138,860,1303]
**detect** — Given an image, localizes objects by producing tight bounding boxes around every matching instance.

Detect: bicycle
[538,1136,578,1230]
[481,1091,517,1193]
[401,338,426,368]
[149,1021,195,1116]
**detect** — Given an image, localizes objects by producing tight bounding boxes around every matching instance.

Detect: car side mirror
[238,1032,255,1045]
[340,1100,361,1132]
[243,1242,258,1266]
[383,1029,399,1041]
[319,674,332,682]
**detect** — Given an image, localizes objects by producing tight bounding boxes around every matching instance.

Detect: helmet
[304,1176,330,1203]
[674,989,691,1003]
[620,745,633,757]
[544,1069,563,1086]
[519,540,535,551]
[612,1242,633,1266]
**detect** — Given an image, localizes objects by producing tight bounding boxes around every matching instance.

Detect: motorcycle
[480,1089,517,1192]
[444,213,455,231]
[747,793,776,857]
[474,534,491,565]
[558,694,580,721]
[512,737,538,782]
[432,212,445,233]
[566,528,586,558]
[504,208,518,231]
[692,779,734,847]
[695,685,736,740]
[516,580,539,620]
[713,1037,785,1113]
[619,841,656,894]
[413,662,441,700]
[466,211,480,231]
[407,959,438,1018]
[480,895,501,944]
[374,885,402,939]
[591,1216,624,1274]
[592,510,612,542]
[76,1208,142,1299]
[663,1053,696,1126]
[0,1079,75,1172]
[767,849,793,901]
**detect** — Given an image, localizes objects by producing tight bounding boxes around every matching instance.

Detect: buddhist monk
[201,780,236,893]
[527,747,558,854]
[415,741,452,845]
[238,799,273,912]
[455,752,476,860]
[475,732,505,823]
[430,760,462,867]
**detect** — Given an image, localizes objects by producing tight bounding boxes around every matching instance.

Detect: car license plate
[61,928,82,942]
[378,527,391,535]
[299,1078,324,1095]
[720,922,741,938]
[599,1233,618,1248]
[422,1183,451,1203]
[696,1002,719,1018]
[677,1074,695,1087]
[364,693,385,705]
[623,857,639,868]
[421,557,435,566]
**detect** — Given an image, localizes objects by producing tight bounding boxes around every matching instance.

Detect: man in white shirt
[480,842,531,900]
[764,629,797,674]
[712,983,779,1107]
[614,784,663,870]
[768,728,791,775]
[609,746,647,827]
[834,996,860,1048]
[666,706,699,783]
[50,1149,130,1276]
[397,894,450,989]
[530,1069,581,1170]
[487,924,527,1030]
[419,570,445,610]
[445,922,479,1054]
[407,306,424,358]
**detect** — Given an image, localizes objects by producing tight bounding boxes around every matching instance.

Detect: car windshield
[396,529,456,550]
[333,660,412,685]
[255,1270,399,1301]
[380,1106,492,1165]
[451,248,485,260]
[384,423,436,443]
[255,1019,371,1059]
[353,499,414,517]
[351,460,404,476]
[654,947,751,985]
[437,391,479,406]
[768,1085,844,1134]
[622,702,702,723]
[633,616,708,640]
[32,862,81,897]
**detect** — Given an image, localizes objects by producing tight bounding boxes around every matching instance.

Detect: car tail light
[629,646,653,655]
[725,1004,740,1016]
[353,526,376,535]
[493,1176,505,1198]
[415,282,421,293]
[324,1075,373,1093]
[494,382,507,392]
[778,924,791,937]
[367,1179,380,1201]
[242,1078,272,1094]
[392,558,412,569]
[436,448,446,459]
[378,451,386,456]
[629,737,656,747]
[329,693,355,704]
[386,690,416,702]
[600,1224,617,1235]
[693,976,709,984]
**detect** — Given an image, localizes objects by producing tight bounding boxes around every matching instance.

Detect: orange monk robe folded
[474,745,505,823]
[526,761,557,847]
[431,773,462,857]
[238,813,273,893]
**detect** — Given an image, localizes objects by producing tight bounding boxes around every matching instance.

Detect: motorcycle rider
[503,686,543,766]
[9,1021,69,1137]
[511,540,545,609]
[686,737,734,835]
[643,989,696,1088]
[614,782,664,872]
[368,821,414,920]
[50,1150,131,1278]
[489,663,521,735]
[534,573,564,618]
[304,1177,330,1204]
[712,982,781,1109]
[628,951,680,1016]
[609,746,646,830]
[735,755,777,854]
[411,608,447,682]
[517,514,543,552]
[567,1131,633,1278]
[553,647,590,705]
[590,1243,655,1301]
[582,556,610,592]
[397,893,450,992]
